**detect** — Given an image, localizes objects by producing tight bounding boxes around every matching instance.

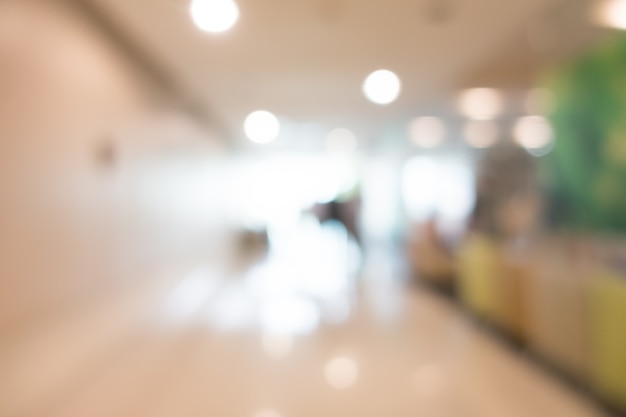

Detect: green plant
[545,34,626,233]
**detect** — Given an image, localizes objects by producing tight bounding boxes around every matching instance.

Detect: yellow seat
[496,255,531,341]
[589,270,626,409]
[526,256,590,381]
[458,234,501,321]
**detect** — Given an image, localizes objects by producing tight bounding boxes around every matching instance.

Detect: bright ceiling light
[463,120,499,149]
[513,116,554,156]
[408,117,446,148]
[190,0,240,33]
[594,0,626,30]
[326,128,357,154]
[244,110,280,144]
[363,70,401,105]
[458,88,503,120]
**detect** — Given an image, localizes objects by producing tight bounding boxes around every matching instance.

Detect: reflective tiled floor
[0,222,610,417]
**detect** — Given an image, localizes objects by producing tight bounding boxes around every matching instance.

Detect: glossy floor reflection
[0,222,610,417]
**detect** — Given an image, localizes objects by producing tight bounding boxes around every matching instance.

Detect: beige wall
[0,0,221,331]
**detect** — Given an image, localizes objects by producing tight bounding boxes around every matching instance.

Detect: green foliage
[545,35,626,233]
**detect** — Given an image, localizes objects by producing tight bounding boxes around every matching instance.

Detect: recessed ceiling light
[363,70,401,105]
[190,0,240,33]
[593,0,626,30]
[244,111,280,144]
[458,88,503,120]
[513,115,554,155]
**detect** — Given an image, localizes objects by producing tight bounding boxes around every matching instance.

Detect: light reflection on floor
[160,219,361,337]
[0,220,612,417]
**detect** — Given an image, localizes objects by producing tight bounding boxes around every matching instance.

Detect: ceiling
[80,0,601,145]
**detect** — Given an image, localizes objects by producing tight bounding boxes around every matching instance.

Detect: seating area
[410,233,626,413]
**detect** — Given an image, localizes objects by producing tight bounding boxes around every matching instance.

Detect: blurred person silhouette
[406,215,456,291]
[313,184,362,246]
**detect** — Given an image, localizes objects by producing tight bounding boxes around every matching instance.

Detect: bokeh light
[513,115,554,155]
[594,0,626,30]
[244,111,280,144]
[408,116,446,148]
[363,70,401,105]
[463,120,500,148]
[4,1,624,416]
[458,88,503,120]
[324,357,359,389]
[190,0,240,33]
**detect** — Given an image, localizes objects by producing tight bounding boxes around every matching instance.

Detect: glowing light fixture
[244,111,280,144]
[513,115,554,156]
[363,70,401,105]
[408,117,446,148]
[324,357,359,390]
[463,120,499,149]
[458,88,503,120]
[190,0,240,33]
[594,0,626,30]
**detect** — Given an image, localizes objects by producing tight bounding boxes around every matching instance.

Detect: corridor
[0,223,609,417]
[2,1,625,416]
